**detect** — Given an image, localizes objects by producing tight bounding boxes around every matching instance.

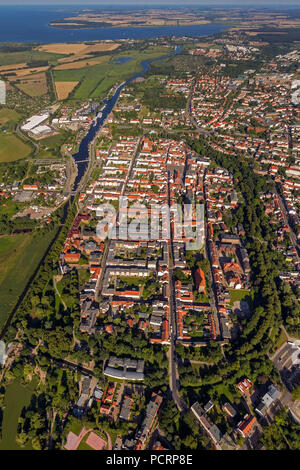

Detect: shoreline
[48,21,217,31]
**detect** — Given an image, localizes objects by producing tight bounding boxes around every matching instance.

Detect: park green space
[229,288,253,307]
[34,130,74,160]
[0,199,25,219]
[0,229,57,329]
[0,133,32,162]
[0,378,37,450]
[269,326,287,350]
[53,46,172,100]
[41,132,70,148]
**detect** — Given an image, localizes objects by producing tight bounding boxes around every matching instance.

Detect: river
[72,44,182,190]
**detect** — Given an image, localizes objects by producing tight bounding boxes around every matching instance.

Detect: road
[167,246,188,412]
[95,135,143,301]
[166,170,188,413]
[186,80,211,136]
[202,170,221,340]
[275,183,300,257]
[185,84,221,339]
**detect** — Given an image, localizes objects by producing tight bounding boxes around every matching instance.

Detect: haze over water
[0,5,227,43]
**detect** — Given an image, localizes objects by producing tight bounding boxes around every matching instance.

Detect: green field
[0,230,57,329]
[0,133,32,162]
[0,108,21,127]
[229,289,253,307]
[0,378,37,450]
[0,50,65,66]
[0,199,25,220]
[34,130,73,160]
[41,132,70,148]
[53,46,172,100]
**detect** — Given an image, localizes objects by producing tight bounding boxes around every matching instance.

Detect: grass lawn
[0,378,37,450]
[194,292,210,303]
[40,132,70,149]
[213,383,237,403]
[275,329,288,349]
[77,440,94,451]
[191,362,203,376]
[270,327,287,351]
[0,108,21,127]
[0,133,32,162]
[0,199,25,219]
[34,148,60,159]
[77,268,90,287]
[269,326,279,343]
[33,130,72,160]
[0,229,57,329]
[65,417,84,437]
[229,289,253,307]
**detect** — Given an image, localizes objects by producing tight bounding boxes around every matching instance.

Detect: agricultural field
[53,46,172,100]
[54,55,108,71]
[6,65,49,78]
[90,77,119,98]
[37,41,120,57]
[0,62,27,73]
[0,49,65,67]
[0,229,57,329]
[0,133,32,162]
[13,72,48,97]
[1,43,169,102]
[55,81,79,100]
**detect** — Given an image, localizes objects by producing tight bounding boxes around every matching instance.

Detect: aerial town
[0,4,299,455]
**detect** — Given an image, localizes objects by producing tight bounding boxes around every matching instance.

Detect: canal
[72,44,182,190]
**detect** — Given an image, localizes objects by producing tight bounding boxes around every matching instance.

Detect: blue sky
[1,0,300,5]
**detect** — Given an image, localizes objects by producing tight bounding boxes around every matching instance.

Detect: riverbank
[71,45,182,192]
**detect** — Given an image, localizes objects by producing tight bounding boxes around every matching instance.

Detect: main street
[203,170,221,340]
[166,168,188,413]
[95,135,143,301]
[275,182,300,258]
[186,79,211,136]
[167,241,188,412]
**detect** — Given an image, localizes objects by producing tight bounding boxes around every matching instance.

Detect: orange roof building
[194,268,206,294]
[237,414,257,438]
